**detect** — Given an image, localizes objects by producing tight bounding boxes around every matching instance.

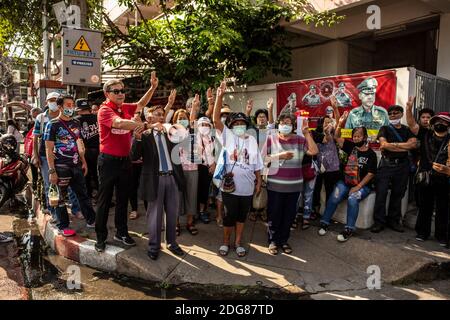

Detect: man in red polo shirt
[95,72,158,252]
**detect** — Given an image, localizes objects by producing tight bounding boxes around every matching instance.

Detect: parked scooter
[0,134,29,210]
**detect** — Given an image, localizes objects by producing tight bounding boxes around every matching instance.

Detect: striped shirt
[265,133,307,193]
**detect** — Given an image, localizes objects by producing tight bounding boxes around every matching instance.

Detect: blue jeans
[320,181,372,231]
[40,156,81,219]
[297,177,316,219]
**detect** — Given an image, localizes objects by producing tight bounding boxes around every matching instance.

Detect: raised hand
[150,71,159,89]
[167,89,177,106]
[302,117,310,135]
[207,88,214,104]
[217,81,227,98]
[338,111,349,127]
[406,96,416,110]
[330,95,338,108]
[245,99,254,114]
[267,97,274,111]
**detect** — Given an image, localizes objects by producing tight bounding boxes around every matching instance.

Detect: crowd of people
[1,73,449,259]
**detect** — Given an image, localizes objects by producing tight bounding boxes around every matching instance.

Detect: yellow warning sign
[73,36,91,52]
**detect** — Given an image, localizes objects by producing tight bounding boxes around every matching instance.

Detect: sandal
[186,223,198,236]
[176,224,181,237]
[219,245,229,256]
[302,219,311,230]
[268,243,278,255]
[235,245,247,258]
[129,211,138,220]
[281,244,293,255]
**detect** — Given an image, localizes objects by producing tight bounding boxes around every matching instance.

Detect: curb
[35,200,125,273]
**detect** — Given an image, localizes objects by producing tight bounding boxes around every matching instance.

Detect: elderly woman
[213,82,263,258]
[263,113,318,255]
[318,112,377,242]
[172,96,201,236]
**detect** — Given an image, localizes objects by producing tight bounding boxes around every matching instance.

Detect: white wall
[437,13,450,80]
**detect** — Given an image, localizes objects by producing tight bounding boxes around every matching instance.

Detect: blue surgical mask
[63,107,74,118]
[232,125,246,137]
[177,119,189,128]
[279,125,292,135]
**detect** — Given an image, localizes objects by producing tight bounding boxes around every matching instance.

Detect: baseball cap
[75,99,91,111]
[388,105,404,114]
[430,112,450,126]
[46,92,60,101]
[228,112,249,127]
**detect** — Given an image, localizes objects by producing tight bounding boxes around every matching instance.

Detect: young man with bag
[371,105,417,233]
[43,95,96,236]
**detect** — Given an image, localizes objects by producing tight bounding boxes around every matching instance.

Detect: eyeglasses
[107,89,127,95]
[388,111,401,115]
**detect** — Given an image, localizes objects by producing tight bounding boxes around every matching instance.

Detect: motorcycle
[0,134,30,210]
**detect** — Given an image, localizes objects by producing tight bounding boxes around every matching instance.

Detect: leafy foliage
[0,0,344,96]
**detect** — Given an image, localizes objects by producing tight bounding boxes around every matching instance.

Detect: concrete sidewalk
[35,199,450,297]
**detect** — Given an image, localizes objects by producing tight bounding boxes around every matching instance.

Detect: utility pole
[71,0,88,99]
[43,0,50,80]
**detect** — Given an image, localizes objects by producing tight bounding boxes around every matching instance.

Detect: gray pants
[147,175,180,253]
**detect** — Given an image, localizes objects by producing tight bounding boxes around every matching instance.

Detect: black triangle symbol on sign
[73,36,91,52]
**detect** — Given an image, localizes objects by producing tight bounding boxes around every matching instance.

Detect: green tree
[105,0,343,96]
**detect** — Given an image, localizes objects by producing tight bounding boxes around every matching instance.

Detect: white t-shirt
[216,126,263,196]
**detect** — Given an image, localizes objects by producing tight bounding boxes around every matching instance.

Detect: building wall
[437,13,450,80]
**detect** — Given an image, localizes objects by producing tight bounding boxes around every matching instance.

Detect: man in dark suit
[131,105,186,260]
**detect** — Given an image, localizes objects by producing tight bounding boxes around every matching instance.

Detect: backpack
[344,148,360,186]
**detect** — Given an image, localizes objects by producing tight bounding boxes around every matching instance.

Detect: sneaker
[114,234,136,246]
[86,222,95,229]
[318,223,328,236]
[95,241,106,252]
[370,223,384,233]
[59,229,76,237]
[337,229,353,242]
[199,212,210,224]
[415,235,426,242]
[439,242,448,247]
[167,245,184,257]
[0,232,14,243]
[387,222,404,233]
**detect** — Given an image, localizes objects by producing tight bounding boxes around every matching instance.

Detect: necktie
[157,132,169,172]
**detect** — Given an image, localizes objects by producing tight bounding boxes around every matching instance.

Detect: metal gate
[414,69,450,115]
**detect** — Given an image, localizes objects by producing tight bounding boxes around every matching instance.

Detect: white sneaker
[86,222,95,229]
[318,223,328,236]
[0,232,13,243]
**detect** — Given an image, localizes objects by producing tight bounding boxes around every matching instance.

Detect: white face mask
[198,126,211,136]
[389,119,401,125]
[48,102,58,112]
[221,117,227,124]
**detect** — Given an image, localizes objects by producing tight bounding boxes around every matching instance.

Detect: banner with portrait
[276,70,397,138]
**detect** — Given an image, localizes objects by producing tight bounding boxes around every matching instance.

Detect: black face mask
[354,140,366,148]
[434,124,449,133]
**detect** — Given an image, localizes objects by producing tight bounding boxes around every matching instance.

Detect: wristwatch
[48,168,56,175]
